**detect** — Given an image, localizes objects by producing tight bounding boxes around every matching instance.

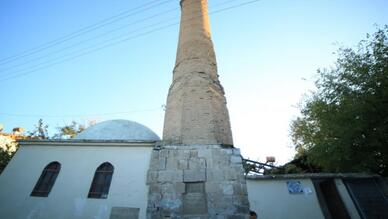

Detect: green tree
[28,119,49,139]
[242,159,258,175]
[0,127,27,174]
[0,144,14,174]
[53,121,86,139]
[291,26,388,176]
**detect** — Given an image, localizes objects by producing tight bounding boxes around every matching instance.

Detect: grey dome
[75,119,160,141]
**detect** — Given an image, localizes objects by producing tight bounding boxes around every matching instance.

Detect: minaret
[163,0,233,146]
[146,1,249,218]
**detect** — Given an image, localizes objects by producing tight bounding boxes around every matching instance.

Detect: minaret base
[146,145,250,218]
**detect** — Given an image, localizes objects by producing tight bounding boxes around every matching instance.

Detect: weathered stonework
[163,0,233,146]
[149,0,250,217]
[110,207,140,219]
[146,145,250,218]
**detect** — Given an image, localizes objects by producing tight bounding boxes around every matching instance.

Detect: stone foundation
[146,145,250,219]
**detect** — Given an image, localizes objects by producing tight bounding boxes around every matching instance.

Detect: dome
[75,119,160,141]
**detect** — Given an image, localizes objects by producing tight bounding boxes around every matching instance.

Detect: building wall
[247,178,325,219]
[0,144,153,219]
[247,177,363,219]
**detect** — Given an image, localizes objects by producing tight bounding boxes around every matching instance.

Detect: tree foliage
[0,144,14,174]
[0,120,89,174]
[53,121,86,139]
[0,128,27,174]
[2,119,50,173]
[291,26,388,176]
[242,159,258,175]
[28,119,49,139]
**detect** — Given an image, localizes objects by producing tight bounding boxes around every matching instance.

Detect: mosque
[0,0,386,219]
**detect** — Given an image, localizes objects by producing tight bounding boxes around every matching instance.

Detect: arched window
[88,162,114,199]
[31,161,61,197]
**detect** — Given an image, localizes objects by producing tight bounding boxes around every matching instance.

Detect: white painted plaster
[247,179,325,219]
[0,143,153,219]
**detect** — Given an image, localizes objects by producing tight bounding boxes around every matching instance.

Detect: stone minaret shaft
[147,2,249,217]
[163,0,233,145]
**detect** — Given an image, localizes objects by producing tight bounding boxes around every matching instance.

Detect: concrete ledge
[155,144,240,150]
[246,173,381,180]
[18,139,157,147]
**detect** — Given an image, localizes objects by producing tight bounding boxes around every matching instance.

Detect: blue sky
[0,0,387,164]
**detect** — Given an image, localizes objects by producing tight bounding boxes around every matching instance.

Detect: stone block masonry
[163,0,234,146]
[154,0,250,217]
[146,145,250,219]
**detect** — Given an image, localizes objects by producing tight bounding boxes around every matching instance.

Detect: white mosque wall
[0,142,153,219]
[246,178,325,219]
[246,177,362,219]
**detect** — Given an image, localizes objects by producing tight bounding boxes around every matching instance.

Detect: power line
[0,0,259,82]
[0,0,241,80]
[0,22,179,82]
[0,0,261,82]
[0,0,215,73]
[0,107,163,118]
[1,0,236,73]
[0,0,173,65]
[0,0,240,75]
[0,6,179,73]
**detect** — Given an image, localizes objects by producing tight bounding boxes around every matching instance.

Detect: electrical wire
[0,107,163,118]
[0,6,179,73]
[0,0,173,65]
[0,0,239,73]
[0,0,260,82]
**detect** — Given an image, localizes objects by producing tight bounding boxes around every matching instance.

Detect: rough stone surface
[110,207,139,219]
[222,184,234,195]
[158,170,183,182]
[183,169,207,182]
[185,182,205,193]
[147,0,249,218]
[146,145,250,218]
[162,0,233,146]
[183,193,208,215]
[231,155,242,164]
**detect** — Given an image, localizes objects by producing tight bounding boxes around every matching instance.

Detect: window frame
[88,162,114,199]
[30,161,61,197]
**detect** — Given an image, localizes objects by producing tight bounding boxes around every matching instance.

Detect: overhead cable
[0,0,260,82]
[0,0,172,65]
